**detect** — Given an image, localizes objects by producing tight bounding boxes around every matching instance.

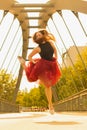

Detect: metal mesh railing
[53,89,87,111]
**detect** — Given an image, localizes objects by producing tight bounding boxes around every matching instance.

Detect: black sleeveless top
[39,42,54,61]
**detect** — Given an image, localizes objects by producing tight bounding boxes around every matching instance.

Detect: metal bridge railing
[0,98,19,113]
[53,89,87,111]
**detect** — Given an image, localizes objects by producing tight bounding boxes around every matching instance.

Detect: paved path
[0,112,87,130]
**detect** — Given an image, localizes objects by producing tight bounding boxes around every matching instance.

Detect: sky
[0,0,87,91]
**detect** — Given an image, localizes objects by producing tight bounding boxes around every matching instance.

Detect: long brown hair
[33,29,55,44]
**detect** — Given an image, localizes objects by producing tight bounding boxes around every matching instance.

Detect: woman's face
[35,32,43,40]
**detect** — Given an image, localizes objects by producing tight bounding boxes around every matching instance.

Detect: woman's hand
[28,47,41,63]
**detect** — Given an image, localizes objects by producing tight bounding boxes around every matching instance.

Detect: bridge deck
[0,112,87,130]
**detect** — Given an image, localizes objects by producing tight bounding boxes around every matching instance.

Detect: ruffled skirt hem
[25,58,61,87]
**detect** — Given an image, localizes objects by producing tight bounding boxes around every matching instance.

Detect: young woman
[18,29,61,114]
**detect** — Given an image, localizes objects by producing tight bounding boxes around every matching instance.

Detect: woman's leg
[39,79,54,114]
[45,87,54,114]
[18,56,26,69]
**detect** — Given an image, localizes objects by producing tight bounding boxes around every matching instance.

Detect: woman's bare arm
[49,40,58,59]
[28,47,41,63]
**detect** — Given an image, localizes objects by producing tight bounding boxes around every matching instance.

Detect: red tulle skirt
[25,58,61,87]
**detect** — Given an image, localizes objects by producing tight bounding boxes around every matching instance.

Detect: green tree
[74,48,87,89]
[55,47,87,101]
[0,69,17,101]
[16,85,48,108]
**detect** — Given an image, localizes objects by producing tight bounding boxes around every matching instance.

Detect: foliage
[0,69,17,101]
[55,47,87,101]
[16,84,48,108]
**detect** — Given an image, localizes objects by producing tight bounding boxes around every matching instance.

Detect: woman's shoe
[49,109,55,115]
[49,105,55,115]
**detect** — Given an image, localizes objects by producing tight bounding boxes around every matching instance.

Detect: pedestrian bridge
[0,0,87,114]
[0,112,87,130]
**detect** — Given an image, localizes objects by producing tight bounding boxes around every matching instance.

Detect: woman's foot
[49,105,55,115]
[18,56,25,68]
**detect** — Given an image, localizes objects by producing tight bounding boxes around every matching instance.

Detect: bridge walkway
[0,112,87,130]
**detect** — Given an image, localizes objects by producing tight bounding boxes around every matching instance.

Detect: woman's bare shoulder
[48,40,56,47]
[33,46,41,53]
